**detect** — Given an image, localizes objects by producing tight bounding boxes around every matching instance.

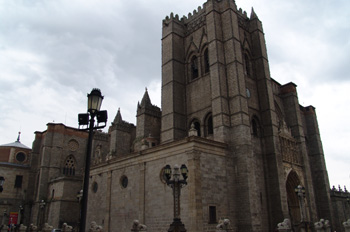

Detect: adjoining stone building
[0,134,32,227]
[85,0,334,231]
[28,123,90,229]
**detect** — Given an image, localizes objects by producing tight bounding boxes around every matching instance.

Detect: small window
[14,175,23,188]
[205,114,213,136]
[92,182,98,193]
[204,48,209,74]
[120,175,128,188]
[191,56,199,79]
[246,88,251,98]
[193,121,201,137]
[209,206,217,224]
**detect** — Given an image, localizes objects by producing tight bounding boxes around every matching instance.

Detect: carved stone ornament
[68,140,79,151]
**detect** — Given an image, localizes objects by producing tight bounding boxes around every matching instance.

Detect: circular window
[92,182,98,193]
[68,140,79,151]
[16,152,26,162]
[120,175,128,188]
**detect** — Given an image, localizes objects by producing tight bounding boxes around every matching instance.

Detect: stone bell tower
[161,0,276,230]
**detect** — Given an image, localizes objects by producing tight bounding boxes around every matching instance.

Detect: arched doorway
[286,170,301,226]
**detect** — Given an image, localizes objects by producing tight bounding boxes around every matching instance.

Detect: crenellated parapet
[112,120,135,133]
[94,131,109,142]
[300,105,316,115]
[330,185,350,198]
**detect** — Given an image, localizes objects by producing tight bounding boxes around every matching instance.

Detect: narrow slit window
[209,206,217,224]
[14,175,23,188]
[191,56,199,79]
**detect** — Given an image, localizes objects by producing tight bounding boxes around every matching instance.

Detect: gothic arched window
[63,155,76,176]
[205,113,213,136]
[203,48,210,74]
[190,119,201,137]
[244,53,251,76]
[191,55,199,80]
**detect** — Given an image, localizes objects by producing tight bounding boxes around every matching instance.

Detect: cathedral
[86,0,333,231]
[1,0,347,231]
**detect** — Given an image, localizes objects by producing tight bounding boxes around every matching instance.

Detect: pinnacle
[113,108,122,123]
[250,7,258,20]
[140,88,152,107]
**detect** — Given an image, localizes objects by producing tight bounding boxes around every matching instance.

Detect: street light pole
[38,200,46,231]
[78,89,107,232]
[164,164,188,232]
[295,185,306,222]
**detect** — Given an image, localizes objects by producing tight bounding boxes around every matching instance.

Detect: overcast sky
[0,0,349,190]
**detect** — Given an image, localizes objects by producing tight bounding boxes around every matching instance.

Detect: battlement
[330,185,350,198]
[300,105,316,115]
[237,7,248,19]
[163,0,256,29]
[163,3,206,25]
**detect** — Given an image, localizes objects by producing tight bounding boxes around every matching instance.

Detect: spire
[17,131,21,142]
[250,7,258,20]
[140,87,152,107]
[113,108,122,123]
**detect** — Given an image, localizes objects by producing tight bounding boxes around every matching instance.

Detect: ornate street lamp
[38,200,46,230]
[0,177,5,192]
[76,190,83,230]
[78,89,107,232]
[1,210,8,228]
[295,185,306,222]
[18,205,23,225]
[164,164,188,232]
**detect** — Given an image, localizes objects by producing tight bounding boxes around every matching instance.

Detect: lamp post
[294,185,306,222]
[38,200,46,230]
[78,89,107,232]
[164,164,188,232]
[77,190,83,230]
[0,176,5,192]
[2,210,7,226]
[18,205,23,225]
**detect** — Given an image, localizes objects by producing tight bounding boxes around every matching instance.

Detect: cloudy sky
[0,0,349,189]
